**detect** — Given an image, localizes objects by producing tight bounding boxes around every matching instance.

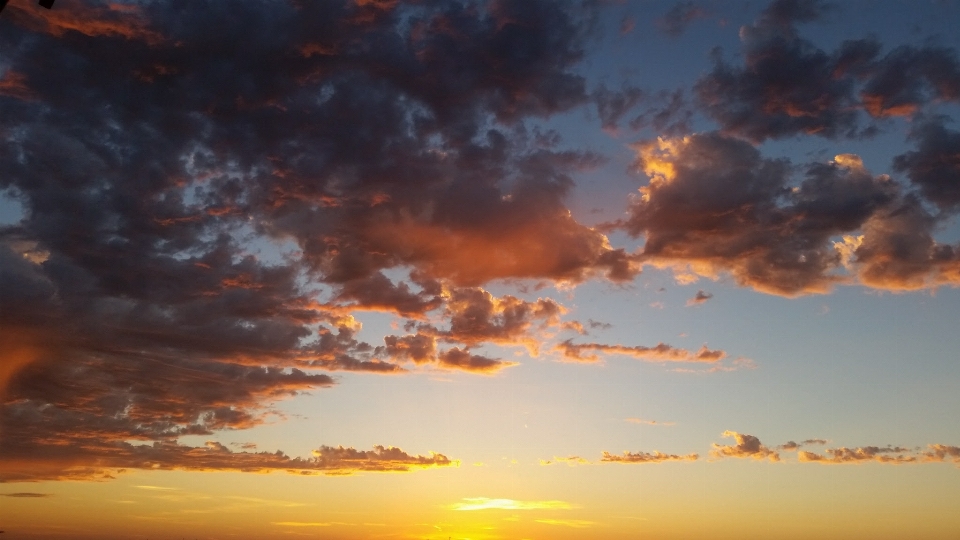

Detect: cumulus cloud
[601,450,698,463]
[0,0,619,482]
[624,133,960,294]
[694,0,960,141]
[711,431,780,461]
[893,119,960,212]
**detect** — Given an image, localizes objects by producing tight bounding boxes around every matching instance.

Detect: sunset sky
[2,0,960,538]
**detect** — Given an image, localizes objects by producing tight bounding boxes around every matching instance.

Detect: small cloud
[588,319,613,330]
[2,492,53,498]
[539,456,590,466]
[272,522,332,527]
[686,290,713,306]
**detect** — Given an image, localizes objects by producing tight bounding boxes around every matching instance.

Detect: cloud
[0,442,456,482]
[657,1,707,37]
[778,438,827,451]
[623,133,960,295]
[920,444,960,464]
[692,0,960,142]
[593,84,645,132]
[539,455,590,466]
[601,450,698,463]
[624,418,675,426]
[711,431,780,461]
[686,290,713,305]
[0,0,626,480]
[799,445,917,464]
[2,492,52,497]
[449,498,574,511]
[555,339,725,363]
[893,119,960,212]
[860,46,960,118]
[436,347,518,374]
[694,0,863,141]
[836,197,960,291]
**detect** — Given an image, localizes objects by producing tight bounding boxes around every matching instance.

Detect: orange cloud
[555,339,725,363]
[711,431,780,462]
[539,455,590,466]
[921,444,960,464]
[449,498,574,511]
[0,442,456,482]
[601,450,698,464]
[798,445,918,464]
[4,0,163,43]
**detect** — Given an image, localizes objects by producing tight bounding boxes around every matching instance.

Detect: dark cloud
[695,6,867,141]
[0,0,611,482]
[779,438,827,451]
[893,119,960,212]
[2,492,52,497]
[593,84,645,132]
[693,0,960,141]
[629,89,694,136]
[436,347,517,374]
[656,1,707,37]
[623,133,944,295]
[686,289,713,305]
[860,46,960,118]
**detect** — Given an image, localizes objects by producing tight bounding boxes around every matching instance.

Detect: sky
[2,0,960,538]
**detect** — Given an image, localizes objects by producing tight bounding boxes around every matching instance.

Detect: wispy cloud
[601,451,698,463]
[625,418,676,426]
[535,518,598,528]
[449,498,575,511]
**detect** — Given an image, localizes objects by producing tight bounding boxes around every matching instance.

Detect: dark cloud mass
[695,0,960,142]
[656,1,706,38]
[0,0,612,481]
[893,119,960,212]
